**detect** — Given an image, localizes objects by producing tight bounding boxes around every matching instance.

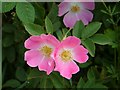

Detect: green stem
[15,81,29,89]
[62,28,71,40]
[70,79,72,87]
[102,1,113,18]
[101,0,109,12]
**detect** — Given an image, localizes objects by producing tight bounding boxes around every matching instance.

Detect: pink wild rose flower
[54,36,89,79]
[58,0,95,28]
[24,34,60,75]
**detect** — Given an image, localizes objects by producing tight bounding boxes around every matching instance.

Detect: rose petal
[64,0,94,2]
[24,36,42,49]
[63,11,79,28]
[73,45,89,63]
[61,36,81,49]
[38,57,55,75]
[58,2,70,16]
[40,34,60,47]
[54,59,79,79]
[80,9,93,22]
[25,50,43,67]
[81,1,95,10]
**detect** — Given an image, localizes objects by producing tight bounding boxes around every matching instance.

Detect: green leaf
[39,76,53,88]
[73,21,84,38]
[16,2,35,23]
[56,30,63,41]
[104,29,116,42]
[90,34,111,45]
[26,78,40,88]
[15,67,27,81]
[87,68,95,81]
[23,22,45,35]
[2,2,16,13]
[53,21,61,31]
[106,65,116,74]
[81,22,102,39]
[3,34,14,47]
[77,77,85,88]
[84,80,107,89]
[45,16,54,34]
[27,68,45,80]
[34,3,45,19]
[48,3,58,23]
[17,81,29,88]
[6,46,16,63]
[3,79,21,88]
[79,61,92,68]
[92,83,108,88]
[82,38,95,57]
[14,28,27,42]
[2,24,16,33]
[16,42,26,55]
[33,3,45,25]
[83,80,95,88]
[101,10,109,15]
[50,72,65,88]
[104,29,118,47]
[51,72,70,88]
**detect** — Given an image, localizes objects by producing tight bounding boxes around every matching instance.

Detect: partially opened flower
[54,36,89,79]
[58,0,95,28]
[24,34,60,75]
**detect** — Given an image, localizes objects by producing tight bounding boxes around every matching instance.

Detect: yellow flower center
[60,50,72,62]
[71,5,80,13]
[40,46,52,57]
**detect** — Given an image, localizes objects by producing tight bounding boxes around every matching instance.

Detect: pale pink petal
[40,34,60,47]
[24,50,43,67]
[58,2,70,16]
[78,15,89,25]
[61,36,81,48]
[81,1,95,10]
[76,9,93,25]
[73,45,89,63]
[80,9,93,22]
[54,59,79,79]
[24,36,42,49]
[38,57,54,75]
[63,12,79,28]
[64,0,94,2]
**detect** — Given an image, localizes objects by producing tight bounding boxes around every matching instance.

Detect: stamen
[60,50,72,62]
[40,46,52,57]
[71,5,80,13]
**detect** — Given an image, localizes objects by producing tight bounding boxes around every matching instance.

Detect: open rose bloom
[24,34,60,75]
[58,0,95,28]
[54,36,89,79]
[24,34,89,79]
